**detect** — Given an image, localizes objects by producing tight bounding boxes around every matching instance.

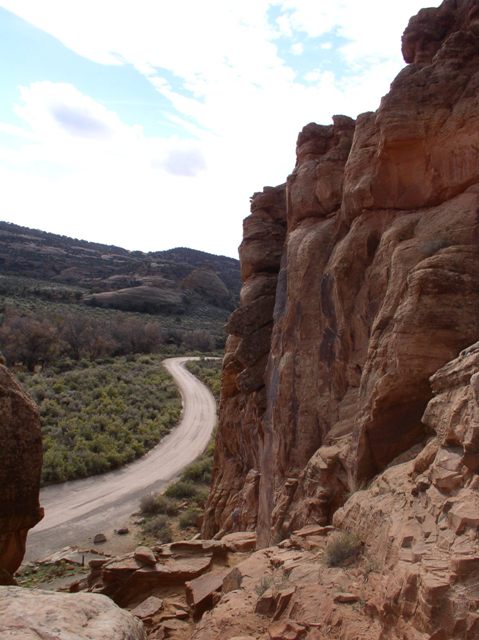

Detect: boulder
[0,366,42,577]
[0,586,145,639]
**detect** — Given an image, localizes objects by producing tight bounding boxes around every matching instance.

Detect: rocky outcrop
[205,0,479,564]
[84,285,185,314]
[185,343,479,638]
[202,185,286,537]
[0,366,42,578]
[0,586,145,639]
[333,342,479,639]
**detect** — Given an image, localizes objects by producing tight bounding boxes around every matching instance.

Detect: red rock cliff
[203,0,479,554]
[0,366,43,580]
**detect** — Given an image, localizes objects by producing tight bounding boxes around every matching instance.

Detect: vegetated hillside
[0,222,240,368]
[0,221,239,313]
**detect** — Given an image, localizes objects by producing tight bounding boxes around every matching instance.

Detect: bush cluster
[20,354,181,484]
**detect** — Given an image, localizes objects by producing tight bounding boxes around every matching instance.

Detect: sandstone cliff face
[0,366,43,578]
[204,0,479,580]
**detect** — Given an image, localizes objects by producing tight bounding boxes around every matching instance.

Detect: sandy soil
[25,357,217,562]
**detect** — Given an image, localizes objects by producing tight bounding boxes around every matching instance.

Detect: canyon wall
[204,0,479,547]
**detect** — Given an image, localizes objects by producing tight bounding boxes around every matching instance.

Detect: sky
[0,1,439,258]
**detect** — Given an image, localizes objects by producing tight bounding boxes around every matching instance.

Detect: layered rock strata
[204,0,479,565]
[0,366,43,579]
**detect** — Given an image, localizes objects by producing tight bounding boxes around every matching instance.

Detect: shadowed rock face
[204,0,479,553]
[0,366,43,578]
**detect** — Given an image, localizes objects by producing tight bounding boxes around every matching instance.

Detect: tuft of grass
[323,531,363,567]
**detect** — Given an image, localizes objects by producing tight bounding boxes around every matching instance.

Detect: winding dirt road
[25,357,217,562]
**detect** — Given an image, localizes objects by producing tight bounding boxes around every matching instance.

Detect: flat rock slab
[186,571,227,616]
[103,554,214,606]
[170,540,226,557]
[292,525,333,538]
[221,532,257,552]
[0,586,145,639]
[131,596,163,620]
[268,619,307,640]
[39,547,108,567]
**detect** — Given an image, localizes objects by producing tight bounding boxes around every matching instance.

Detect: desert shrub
[190,486,210,508]
[164,480,199,500]
[140,494,159,515]
[181,457,212,484]
[142,515,173,543]
[178,508,201,530]
[323,531,363,567]
[140,494,179,517]
[21,354,181,484]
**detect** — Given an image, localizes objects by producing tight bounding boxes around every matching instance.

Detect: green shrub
[164,480,199,500]
[182,457,212,484]
[142,515,173,543]
[323,532,362,567]
[178,508,201,530]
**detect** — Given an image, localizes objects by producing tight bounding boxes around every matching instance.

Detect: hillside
[0,222,240,367]
[0,221,240,313]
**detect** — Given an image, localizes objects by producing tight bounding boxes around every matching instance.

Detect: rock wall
[203,0,479,552]
[203,185,286,538]
[334,342,479,639]
[0,366,43,578]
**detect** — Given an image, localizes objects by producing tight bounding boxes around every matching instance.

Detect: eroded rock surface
[0,366,43,578]
[0,586,145,639]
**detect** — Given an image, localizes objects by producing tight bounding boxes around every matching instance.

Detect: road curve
[25,357,217,562]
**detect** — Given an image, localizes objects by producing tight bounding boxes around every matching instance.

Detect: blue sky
[0,1,438,258]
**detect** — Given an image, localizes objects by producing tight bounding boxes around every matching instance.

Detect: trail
[25,356,216,562]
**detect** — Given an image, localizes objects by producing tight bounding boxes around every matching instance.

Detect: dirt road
[25,357,217,562]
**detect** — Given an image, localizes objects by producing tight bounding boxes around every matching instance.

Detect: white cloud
[290,42,304,55]
[0,0,441,256]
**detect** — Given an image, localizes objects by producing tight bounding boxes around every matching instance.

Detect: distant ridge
[0,220,240,318]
